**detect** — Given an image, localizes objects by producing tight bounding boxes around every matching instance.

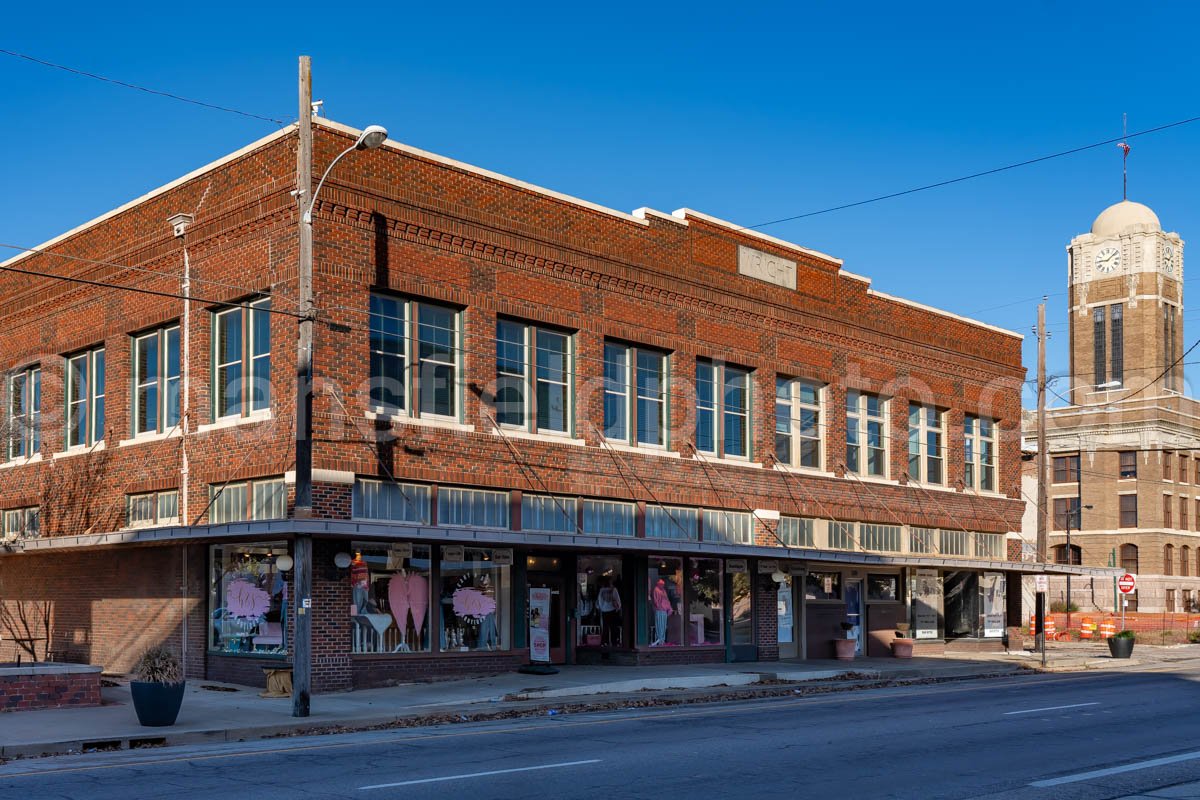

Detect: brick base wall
[631,647,726,666]
[0,670,101,712]
[206,654,286,688]
[352,653,525,688]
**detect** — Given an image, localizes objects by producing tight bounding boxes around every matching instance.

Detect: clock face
[1095,246,1121,274]
[1164,244,1176,273]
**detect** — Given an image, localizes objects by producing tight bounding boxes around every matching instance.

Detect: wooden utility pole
[292,54,314,719]
[1036,300,1048,563]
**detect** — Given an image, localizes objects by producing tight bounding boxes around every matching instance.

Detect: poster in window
[982,572,1005,638]
[529,587,552,663]
[914,568,941,640]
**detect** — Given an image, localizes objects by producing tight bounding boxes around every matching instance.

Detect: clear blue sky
[5,1,1200,407]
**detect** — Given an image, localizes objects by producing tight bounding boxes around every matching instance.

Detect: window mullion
[627,347,636,445]
[527,325,537,433]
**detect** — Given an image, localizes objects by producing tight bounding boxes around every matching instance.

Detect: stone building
[1032,199,1200,613]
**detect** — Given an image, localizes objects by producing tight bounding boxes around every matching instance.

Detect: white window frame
[437,487,509,529]
[127,490,180,529]
[846,390,887,477]
[133,325,181,435]
[964,414,997,492]
[496,319,573,436]
[702,509,753,545]
[208,477,286,524]
[696,360,751,459]
[1,507,39,541]
[213,299,271,420]
[66,347,105,448]
[908,402,945,485]
[7,366,40,461]
[603,341,668,448]
[521,494,577,533]
[368,294,462,421]
[352,478,431,524]
[778,517,815,547]
[775,377,823,470]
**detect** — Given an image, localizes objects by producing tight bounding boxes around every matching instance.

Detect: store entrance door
[777,574,802,659]
[845,579,865,656]
[527,573,566,664]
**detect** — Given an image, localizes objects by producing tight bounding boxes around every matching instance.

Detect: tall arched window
[1164,544,1175,576]
[1120,543,1139,572]
[1183,547,1191,577]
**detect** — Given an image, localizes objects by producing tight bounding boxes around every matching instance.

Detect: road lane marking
[1031,750,1200,787]
[1004,702,1099,716]
[358,759,601,790]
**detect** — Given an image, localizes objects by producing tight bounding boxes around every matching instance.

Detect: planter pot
[891,638,914,659]
[130,681,186,727]
[833,638,857,661]
[1107,637,1135,659]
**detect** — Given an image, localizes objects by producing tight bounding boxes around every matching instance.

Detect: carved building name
[738,245,796,290]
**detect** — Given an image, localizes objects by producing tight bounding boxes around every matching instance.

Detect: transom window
[645,505,699,540]
[776,378,822,469]
[209,478,286,524]
[214,299,270,419]
[133,325,181,435]
[1,507,39,541]
[66,347,105,448]
[352,479,431,524]
[369,294,460,419]
[127,490,180,529]
[846,390,886,477]
[964,415,996,492]
[7,366,40,460]
[495,319,572,434]
[603,342,667,447]
[696,360,750,459]
[778,517,815,547]
[907,403,944,485]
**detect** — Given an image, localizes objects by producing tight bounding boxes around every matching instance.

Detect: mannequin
[651,578,671,646]
[597,577,622,647]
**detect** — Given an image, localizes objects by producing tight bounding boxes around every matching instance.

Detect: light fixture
[333,552,352,569]
[276,554,294,572]
[771,571,787,583]
[354,124,388,151]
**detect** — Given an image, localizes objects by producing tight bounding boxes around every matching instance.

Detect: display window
[867,574,899,602]
[440,547,511,651]
[209,542,288,655]
[349,543,432,654]
[806,571,842,601]
[576,556,624,648]
[731,571,754,645]
[648,556,724,647]
[648,557,683,646]
[689,558,724,645]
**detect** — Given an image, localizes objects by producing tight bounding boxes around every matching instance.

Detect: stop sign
[1118,573,1137,594]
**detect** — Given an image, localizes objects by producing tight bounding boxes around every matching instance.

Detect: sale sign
[529,587,552,663]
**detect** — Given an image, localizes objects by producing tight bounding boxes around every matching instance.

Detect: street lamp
[303,125,388,224]
[1065,502,1094,632]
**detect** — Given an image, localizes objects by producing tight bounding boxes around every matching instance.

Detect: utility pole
[292,54,314,719]
[1035,300,1048,662]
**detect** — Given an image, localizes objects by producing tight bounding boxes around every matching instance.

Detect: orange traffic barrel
[1080,617,1095,639]
[1099,619,1116,639]
[1044,617,1057,637]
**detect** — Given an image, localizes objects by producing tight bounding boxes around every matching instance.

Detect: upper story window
[214,299,270,419]
[1119,451,1136,479]
[66,347,105,448]
[1164,452,1174,481]
[1052,454,1080,483]
[369,294,460,420]
[603,341,667,447]
[133,325,181,435]
[7,366,40,460]
[209,477,286,524]
[1053,497,1080,530]
[1093,305,1107,388]
[1,507,39,541]
[496,319,572,435]
[127,490,180,529]
[352,479,431,524]
[1119,494,1138,528]
[846,390,886,477]
[1180,455,1190,485]
[1119,543,1138,572]
[907,403,944,485]
[696,361,750,459]
[775,378,822,469]
[964,415,996,492]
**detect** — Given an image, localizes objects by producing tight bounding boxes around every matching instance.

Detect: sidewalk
[0,648,1157,760]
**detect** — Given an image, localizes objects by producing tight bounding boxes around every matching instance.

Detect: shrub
[1049,601,1080,613]
[1112,629,1136,640]
[1189,630,1200,644]
[132,647,183,684]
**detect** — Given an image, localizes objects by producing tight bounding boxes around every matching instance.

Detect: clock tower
[1067,200,1184,405]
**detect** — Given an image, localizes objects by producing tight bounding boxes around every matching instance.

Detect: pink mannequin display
[406,573,428,643]
[387,571,429,651]
[387,573,410,640]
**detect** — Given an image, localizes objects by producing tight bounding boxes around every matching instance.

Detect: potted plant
[1107,629,1136,659]
[834,621,857,660]
[892,623,914,659]
[130,646,186,727]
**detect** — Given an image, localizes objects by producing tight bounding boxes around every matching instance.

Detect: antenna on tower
[1118,113,1130,201]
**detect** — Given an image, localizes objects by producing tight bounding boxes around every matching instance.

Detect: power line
[0,49,288,125]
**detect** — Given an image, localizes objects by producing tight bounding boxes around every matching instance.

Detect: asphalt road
[2,668,1199,799]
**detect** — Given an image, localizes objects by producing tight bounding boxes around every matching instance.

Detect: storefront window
[349,543,432,654]
[440,547,510,651]
[806,571,842,601]
[731,571,753,645]
[867,574,899,602]
[688,558,724,645]
[576,555,624,648]
[209,542,288,655]
[777,575,794,644]
[648,556,683,647]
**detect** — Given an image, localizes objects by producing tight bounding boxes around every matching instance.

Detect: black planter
[130,681,186,727]
[1107,637,1135,659]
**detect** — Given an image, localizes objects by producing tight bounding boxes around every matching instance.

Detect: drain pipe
[168,213,194,673]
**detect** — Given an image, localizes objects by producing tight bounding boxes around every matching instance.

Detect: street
[1,668,1197,799]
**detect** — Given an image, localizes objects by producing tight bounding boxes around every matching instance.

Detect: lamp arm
[303,143,357,224]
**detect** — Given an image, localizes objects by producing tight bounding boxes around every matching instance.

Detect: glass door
[776,575,800,659]
[845,579,865,656]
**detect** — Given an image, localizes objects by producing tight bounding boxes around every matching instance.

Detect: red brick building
[0,119,1044,690]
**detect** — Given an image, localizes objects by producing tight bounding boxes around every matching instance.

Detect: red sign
[1118,574,1137,594]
